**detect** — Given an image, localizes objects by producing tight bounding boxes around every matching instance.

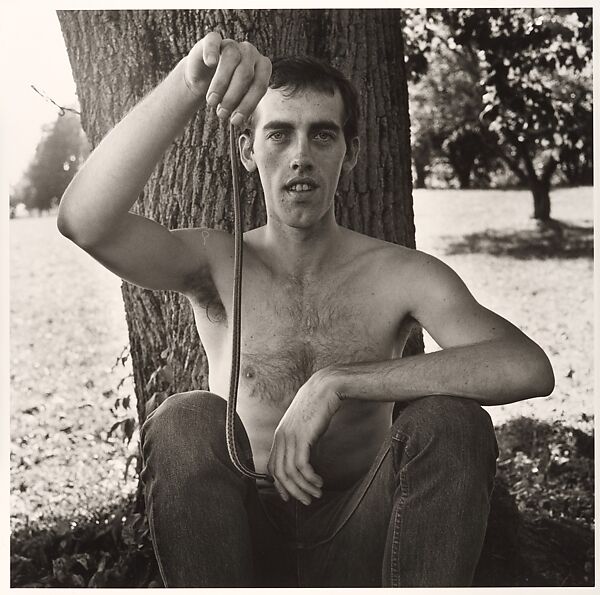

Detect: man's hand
[184,32,272,127]
[267,369,342,505]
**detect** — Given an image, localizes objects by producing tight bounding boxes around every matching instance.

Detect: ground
[413,186,593,432]
[9,186,594,585]
[10,215,137,533]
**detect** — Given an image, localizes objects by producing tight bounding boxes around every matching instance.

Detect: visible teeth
[289,183,312,191]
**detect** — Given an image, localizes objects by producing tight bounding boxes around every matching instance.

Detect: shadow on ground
[443,221,593,259]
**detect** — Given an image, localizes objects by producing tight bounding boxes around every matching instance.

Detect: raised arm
[57,33,271,292]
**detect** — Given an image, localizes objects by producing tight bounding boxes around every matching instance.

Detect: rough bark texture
[56,9,419,429]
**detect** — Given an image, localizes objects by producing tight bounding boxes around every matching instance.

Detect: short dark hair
[248,56,360,144]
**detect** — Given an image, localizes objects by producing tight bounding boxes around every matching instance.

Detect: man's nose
[290,137,314,170]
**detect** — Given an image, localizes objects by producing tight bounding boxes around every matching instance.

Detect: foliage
[495,416,594,529]
[404,13,501,189]
[108,345,137,447]
[10,495,161,588]
[452,8,592,207]
[12,111,89,212]
[403,8,593,210]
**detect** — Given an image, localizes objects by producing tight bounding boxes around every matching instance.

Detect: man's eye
[315,131,334,141]
[268,131,286,141]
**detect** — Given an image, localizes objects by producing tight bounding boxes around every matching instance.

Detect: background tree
[56,8,419,476]
[13,111,89,213]
[405,19,499,189]
[403,8,592,215]
[448,8,592,220]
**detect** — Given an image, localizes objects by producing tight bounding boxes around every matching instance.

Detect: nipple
[244,366,255,380]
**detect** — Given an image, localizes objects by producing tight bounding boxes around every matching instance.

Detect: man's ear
[341,136,360,175]
[239,133,257,173]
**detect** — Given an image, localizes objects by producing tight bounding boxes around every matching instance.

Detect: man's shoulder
[342,230,463,296]
[340,227,435,268]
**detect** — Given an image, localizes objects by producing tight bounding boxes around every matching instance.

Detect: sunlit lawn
[413,186,594,431]
[10,215,137,534]
[9,186,594,535]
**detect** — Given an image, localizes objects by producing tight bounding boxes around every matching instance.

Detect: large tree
[404,8,592,214]
[56,9,418,455]
[446,8,591,220]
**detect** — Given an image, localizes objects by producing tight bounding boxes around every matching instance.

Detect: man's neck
[262,214,344,279]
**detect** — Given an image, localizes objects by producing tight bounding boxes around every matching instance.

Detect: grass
[10,215,138,534]
[9,186,594,586]
[413,186,594,432]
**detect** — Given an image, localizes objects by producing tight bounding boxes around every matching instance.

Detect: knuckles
[220,40,242,62]
[239,40,256,54]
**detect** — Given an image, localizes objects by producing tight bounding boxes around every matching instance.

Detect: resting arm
[330,252,555,406]
[267,250,554,505]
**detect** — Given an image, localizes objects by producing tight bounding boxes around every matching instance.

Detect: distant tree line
[10,111,89,215]
[403,7,592,221]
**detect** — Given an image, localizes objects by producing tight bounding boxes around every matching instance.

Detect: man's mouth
[284,179,319,193]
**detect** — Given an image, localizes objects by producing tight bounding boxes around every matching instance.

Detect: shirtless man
[57,33,554,588]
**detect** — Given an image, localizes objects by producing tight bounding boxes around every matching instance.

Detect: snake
[225,122,273,483]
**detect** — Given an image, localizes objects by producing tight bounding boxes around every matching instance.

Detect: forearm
[330,337,555,406]
[58,58,206,245]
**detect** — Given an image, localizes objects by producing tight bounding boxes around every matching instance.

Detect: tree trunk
[516,143,553,222]
[57,7,419,479]
[455,164,472,189]
[413,155,428,188]
[531,181,551,221]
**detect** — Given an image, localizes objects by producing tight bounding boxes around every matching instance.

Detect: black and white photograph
[5,5,595,589]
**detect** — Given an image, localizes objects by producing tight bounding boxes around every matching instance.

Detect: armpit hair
[182,263,227,324]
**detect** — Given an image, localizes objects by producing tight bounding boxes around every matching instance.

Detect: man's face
[240,87,358,229]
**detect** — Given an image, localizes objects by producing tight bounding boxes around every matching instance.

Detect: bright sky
[1,8,78,190]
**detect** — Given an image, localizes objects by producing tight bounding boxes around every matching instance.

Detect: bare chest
[235,275,402,407]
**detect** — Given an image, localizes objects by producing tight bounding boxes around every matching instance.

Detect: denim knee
[142,390,226,447]
[391,395,498,474]
[140,391,249,485]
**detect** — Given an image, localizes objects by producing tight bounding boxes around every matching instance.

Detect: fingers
[226,57,272,127]
[208,41,271,125]
[187,34,271,124]
[202,32,222,68]
[268,433,323,506]
[295,442,324,493]
[205,39,243,107]
[267,441,290,502]
[185,32,223,88]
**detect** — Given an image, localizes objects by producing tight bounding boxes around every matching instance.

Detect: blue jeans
[140,390,498,587]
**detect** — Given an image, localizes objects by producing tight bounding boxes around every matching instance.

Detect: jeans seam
[295,503,301,587]
[390,429,412,588]
[146,498,169,587]
[297,444,392,550]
